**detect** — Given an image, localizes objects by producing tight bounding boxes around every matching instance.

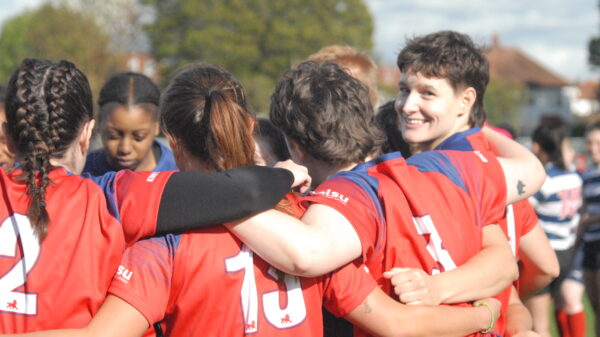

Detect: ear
[153,121,160,137]
[284,136,308,162]
[2,122,16,154]
[165,132,183,162]
[79,119,95,154]
[458,87,477,117]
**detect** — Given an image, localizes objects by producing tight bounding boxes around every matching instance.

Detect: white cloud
[366,0,599,81]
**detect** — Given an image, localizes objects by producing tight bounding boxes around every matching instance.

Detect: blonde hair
[308,45,378,108]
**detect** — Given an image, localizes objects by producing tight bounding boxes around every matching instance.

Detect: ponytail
[161,63,256,171]
[205,88,255,170]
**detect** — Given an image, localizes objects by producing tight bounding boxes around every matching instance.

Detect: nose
[396,91,418,115]
[117,137,133,155]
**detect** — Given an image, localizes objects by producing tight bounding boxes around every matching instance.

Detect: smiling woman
[83,72,178,175]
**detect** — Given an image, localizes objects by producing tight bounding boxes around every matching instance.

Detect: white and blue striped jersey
[530,164,583,251]
[581,166,600,242]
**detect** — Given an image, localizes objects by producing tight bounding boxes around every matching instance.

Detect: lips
[116,159,137,168]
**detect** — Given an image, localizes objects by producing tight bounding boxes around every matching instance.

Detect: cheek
[133,138,155,157]
[102,139,120,156]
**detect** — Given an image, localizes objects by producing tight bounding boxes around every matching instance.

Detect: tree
[484,78,527,131]
[143,0,374,112]
[0,3,122,95]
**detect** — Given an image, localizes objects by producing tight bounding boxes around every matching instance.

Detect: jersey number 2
[225,245,307,334]
[0,214,41,315]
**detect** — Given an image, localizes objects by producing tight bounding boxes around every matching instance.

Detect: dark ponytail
[532,115,569,171]
[161,63,255,171]
[5,59,93,240]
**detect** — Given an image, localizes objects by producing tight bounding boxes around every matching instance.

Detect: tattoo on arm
[517,180,525,196]
[362,301,372,314]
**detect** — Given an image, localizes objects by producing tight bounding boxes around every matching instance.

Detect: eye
[104,130,121,140]
[398,87,410,96]
[133,132,149,142]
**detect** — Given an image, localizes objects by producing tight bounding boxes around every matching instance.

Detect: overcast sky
[1,0,598,82]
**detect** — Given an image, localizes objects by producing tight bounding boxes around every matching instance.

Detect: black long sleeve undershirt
[155,165,294,235]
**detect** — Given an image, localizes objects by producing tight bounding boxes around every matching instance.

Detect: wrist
[475,301,496,334]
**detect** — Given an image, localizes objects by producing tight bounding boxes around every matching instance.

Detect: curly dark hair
[397,30,489,127]
[270,61,383,165]
[5,58,93,240]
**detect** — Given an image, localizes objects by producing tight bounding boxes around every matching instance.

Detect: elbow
[282,245,323,277]
[544,255,560,280]
[532,160,547,193]
[505,258,520,284]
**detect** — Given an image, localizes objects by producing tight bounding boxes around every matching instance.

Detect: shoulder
[83,149,113,176]
[154,140,179,172]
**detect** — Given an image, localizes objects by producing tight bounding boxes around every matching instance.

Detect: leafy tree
[0,3,122,95]
[484,78,527,131]
[143,0,373,112]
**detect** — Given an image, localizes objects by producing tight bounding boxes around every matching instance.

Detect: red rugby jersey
[435,127,539,335]
[0,168,172,332]
[302,150,507,337]
[108,194,376,337]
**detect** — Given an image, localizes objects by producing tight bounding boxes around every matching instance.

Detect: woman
[4,63,500,337]
[0,59,308,333]
[525,116,585,337]
[83,72,177,175]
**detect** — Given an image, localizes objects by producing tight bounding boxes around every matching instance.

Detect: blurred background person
[526,116,586,337]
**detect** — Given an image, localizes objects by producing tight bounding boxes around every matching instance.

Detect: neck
[309,160,360,187]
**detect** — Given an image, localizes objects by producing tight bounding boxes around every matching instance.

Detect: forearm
[506,287,533,336]
[226,205,362,277]
[156,166,293,235]
[434,226,518,303]
[483,126,545,203]
[517,225,559,298]
[346,289,492,337]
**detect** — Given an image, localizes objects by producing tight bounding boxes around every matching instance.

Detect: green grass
[549,294,596,337]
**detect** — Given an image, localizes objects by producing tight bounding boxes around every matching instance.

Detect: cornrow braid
[5,58,93,241]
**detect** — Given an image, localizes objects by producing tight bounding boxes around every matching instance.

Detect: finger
[398,289,427,304]
[383,267,413,278]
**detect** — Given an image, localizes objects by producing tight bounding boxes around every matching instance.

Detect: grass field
[549,294,597,337]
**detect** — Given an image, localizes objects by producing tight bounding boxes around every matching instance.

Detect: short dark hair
[375,100,411,157]
[397,30,489,127]
[0,84,6,102]
[270,61,383,165]
[254,118,290,162]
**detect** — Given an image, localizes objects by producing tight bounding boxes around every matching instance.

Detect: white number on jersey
[225,244,307,334]
[0,214,41,315]
[412,214,457,274]
[505,205,517,256]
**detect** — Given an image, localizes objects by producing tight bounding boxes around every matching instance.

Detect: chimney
[492,33,500,50]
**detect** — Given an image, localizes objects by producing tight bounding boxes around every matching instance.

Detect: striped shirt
[581,166,600,242]
[530,164,583,251]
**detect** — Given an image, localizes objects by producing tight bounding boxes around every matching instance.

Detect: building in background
[483,35,571,136]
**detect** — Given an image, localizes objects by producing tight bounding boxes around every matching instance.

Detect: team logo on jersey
[6,300,18,311]
[310,189,349,205]
[146,172,160,182]
[116,265,133,282]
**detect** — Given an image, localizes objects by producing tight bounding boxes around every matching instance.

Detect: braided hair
[4,58,93,240]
